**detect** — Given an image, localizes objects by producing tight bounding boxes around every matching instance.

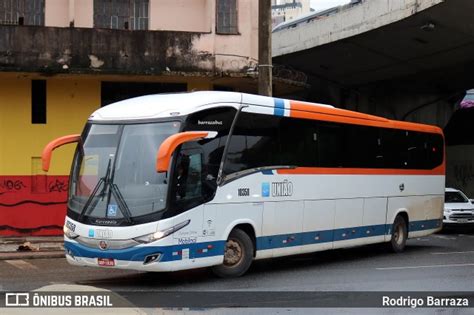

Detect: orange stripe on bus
[289,101,443,135]
[290,101,388,123]
[276,165,445,176]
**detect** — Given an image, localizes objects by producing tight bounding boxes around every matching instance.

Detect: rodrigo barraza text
[382,295,469,308]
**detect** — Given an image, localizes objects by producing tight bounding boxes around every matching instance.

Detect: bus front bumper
[64,240,225,272]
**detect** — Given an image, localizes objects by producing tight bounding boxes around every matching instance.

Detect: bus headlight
[133,220,190,244]
[63,225,79,240]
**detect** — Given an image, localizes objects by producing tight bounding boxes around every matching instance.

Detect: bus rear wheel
[211,228,253,278]
[389,215,408,253]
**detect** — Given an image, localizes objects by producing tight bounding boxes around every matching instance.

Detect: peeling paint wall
[1,0,258,75]
[150,0,211,32]
[0,26,257,75]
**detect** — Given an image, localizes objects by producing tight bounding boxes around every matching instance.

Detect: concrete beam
[273,0,444,57]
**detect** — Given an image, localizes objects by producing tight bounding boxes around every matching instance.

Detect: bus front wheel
[389,215,408,253]
[212,228,253,278]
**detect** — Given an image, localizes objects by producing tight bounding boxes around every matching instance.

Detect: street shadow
[438,225,474,235]
[76,265,218,289]
[76,241,441,290]
[247,242,440,276]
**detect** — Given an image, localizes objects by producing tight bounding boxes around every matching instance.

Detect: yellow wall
[0,75,220,177]
[0,76,100,176]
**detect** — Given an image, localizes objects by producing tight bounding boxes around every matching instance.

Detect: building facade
[271,0,311,28]
[0,0,278,236]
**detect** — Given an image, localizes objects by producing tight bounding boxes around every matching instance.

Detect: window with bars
[216,0,238,34]
[94,0,149,30]
[0,0,44,26]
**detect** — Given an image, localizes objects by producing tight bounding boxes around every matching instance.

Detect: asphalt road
[1,226,473,310]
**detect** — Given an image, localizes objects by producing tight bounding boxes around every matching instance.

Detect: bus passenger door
[171,149,205,248]
[261,201,303,258]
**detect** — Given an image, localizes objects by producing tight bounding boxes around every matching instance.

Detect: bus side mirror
[156,131,217,173]
[42,134,81,172]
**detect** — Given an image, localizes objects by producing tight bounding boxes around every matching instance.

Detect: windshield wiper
[78,158,112,221]
[77,156,134,224]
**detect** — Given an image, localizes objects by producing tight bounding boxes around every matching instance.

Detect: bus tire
[211,228,253,278]
[389,215,408,253]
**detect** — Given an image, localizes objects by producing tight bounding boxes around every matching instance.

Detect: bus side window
[316,122,344,167]
[175,152,202,202]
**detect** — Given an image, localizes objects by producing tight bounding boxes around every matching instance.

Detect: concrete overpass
[273,0,474,127]
[273,0,474,195]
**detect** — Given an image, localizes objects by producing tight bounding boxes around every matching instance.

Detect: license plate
[457,219,468,223]
[97,258,115,267]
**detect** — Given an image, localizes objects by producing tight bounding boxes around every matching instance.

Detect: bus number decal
[238,188,250,197]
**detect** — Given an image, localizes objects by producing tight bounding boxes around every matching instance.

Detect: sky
[310,0,351,12]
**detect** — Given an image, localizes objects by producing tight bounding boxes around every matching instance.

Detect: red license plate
[98,258,115,267]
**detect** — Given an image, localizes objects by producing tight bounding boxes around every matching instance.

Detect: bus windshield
[68,121,181,223]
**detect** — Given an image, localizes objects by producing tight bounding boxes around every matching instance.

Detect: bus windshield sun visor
[156,131,218,172]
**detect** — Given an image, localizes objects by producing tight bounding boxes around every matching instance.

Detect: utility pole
[258,0,272,96]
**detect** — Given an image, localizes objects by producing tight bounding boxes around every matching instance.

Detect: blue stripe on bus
[256,219,441,251]
[274,98,285,116]
[261,170,274,175]
[65,219,441,262]
[256,224,387,250]
[64,240,226,262]
[409,219,441,232]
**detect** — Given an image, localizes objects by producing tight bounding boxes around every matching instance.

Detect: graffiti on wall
[0,179,27,194]
[48,179,68,193]
[0,176,68,236]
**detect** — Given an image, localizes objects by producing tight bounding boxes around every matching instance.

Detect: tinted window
[342,124,381,168]
[445,191,468,203]
[380,129,444,169]
[316,122,344,167]
[183,107,237,183]
[280,117,318,166]
[167,107,236,216]
[224,112,318,175]
[223,111,444,176]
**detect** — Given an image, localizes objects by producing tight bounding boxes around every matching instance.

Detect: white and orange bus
[43,91,445,277]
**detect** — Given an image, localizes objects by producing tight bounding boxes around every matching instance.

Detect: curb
[0,251,65,260]
[0,237,63,244]
[0,237,64,256]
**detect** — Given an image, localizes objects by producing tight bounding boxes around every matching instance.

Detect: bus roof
[89,91,334,121]
[89,91,442,135]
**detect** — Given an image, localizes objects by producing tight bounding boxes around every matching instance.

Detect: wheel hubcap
[394,223,404,245]
[223,239,243,266]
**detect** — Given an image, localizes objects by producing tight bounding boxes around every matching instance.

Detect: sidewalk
[0,236,64,260]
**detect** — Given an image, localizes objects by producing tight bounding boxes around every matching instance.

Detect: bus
[42,91,445,277]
